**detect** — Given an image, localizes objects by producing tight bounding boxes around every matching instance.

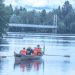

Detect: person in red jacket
[33,45,41,55]
[37,45,41,53]
[20,48,27,55]
[33,47,38,55]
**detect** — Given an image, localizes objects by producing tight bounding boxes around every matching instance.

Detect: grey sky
[4,0,75,10]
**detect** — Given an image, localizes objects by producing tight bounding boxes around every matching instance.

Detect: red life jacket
[20,49,26,55]
[37,48,40,53]
[33,48,38,55]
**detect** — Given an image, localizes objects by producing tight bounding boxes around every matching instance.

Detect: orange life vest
[37,48,40,53]
[20,49,26,55]
[33,48,38,55]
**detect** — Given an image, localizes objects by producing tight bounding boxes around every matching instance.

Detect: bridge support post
[52,14,57,34]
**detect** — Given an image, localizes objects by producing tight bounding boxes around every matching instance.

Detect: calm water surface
[0,33,75,75]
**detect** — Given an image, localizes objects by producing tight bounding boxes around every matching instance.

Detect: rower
[33,45,41,55]
[20,48,27,55]
[26,47,33,55]
[33,47,38,55]
[36,45,41,55]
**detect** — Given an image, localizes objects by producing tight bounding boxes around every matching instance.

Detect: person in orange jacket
[37,45,41,53]
[33,45,41,55]
[33,47,38,55]
[20,48,27,55]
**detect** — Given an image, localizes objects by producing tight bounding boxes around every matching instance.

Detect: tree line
[9,1,75,34]
[0,0,75,39]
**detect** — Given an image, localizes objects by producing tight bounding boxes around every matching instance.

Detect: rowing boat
[14,52,43,61]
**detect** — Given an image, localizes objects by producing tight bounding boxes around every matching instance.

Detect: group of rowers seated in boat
[20,45,43,56]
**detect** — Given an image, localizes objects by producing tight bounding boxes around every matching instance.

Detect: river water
[0,33,75,75]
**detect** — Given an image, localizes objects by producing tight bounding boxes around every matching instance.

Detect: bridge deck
[8,23,57,29]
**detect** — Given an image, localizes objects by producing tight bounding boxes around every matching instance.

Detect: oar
[43,42,45,54]
[0,55,14,58]
[44,54,70,57]
[43,43,70,58]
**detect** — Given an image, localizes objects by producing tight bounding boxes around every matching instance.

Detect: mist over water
[0,32,75,75]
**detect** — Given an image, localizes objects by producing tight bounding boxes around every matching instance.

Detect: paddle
[43,42,70,58]
[0,53,70,58]
[43,41,45,54]
[44,54,70,57]
[0,55,14,58]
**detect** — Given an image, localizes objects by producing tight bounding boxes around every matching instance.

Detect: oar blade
[64,55,70,57]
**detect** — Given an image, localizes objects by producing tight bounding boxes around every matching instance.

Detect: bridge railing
[8,23,57,29]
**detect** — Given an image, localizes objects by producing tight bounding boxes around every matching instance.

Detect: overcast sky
[4,0,75,11]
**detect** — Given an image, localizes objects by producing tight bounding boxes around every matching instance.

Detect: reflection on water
[14,59,44,72]
[0,46,9,51]
[0,57,72,75]
[0,58,14,75]
[0,33,75,75]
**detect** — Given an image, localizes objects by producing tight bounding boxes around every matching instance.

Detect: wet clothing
[20,49,26,55]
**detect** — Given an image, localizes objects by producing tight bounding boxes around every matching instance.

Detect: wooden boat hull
[14,52,43,61]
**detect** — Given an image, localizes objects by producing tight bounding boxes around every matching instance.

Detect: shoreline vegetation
[1,0,75,40]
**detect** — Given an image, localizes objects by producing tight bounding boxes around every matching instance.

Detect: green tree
[57,21,65,33]
[62,1,74,33]
[27,10,36,24]
[46,11,53,25]
[40,9,47,24]
[62,1,73,16]
[5,4,13,22]
[69,21,75,33]
[0,0,8,38]
[9,14,21,23]
[34,12,41,24]
[55,1,75,33]
[19,7,28,24]
[14,7,20,16]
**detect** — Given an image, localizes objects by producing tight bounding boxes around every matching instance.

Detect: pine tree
[0,0,8,38]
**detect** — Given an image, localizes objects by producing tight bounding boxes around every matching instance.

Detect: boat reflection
[14,59,44,72]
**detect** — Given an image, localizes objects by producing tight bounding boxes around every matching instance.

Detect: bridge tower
[53,14,57,33]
